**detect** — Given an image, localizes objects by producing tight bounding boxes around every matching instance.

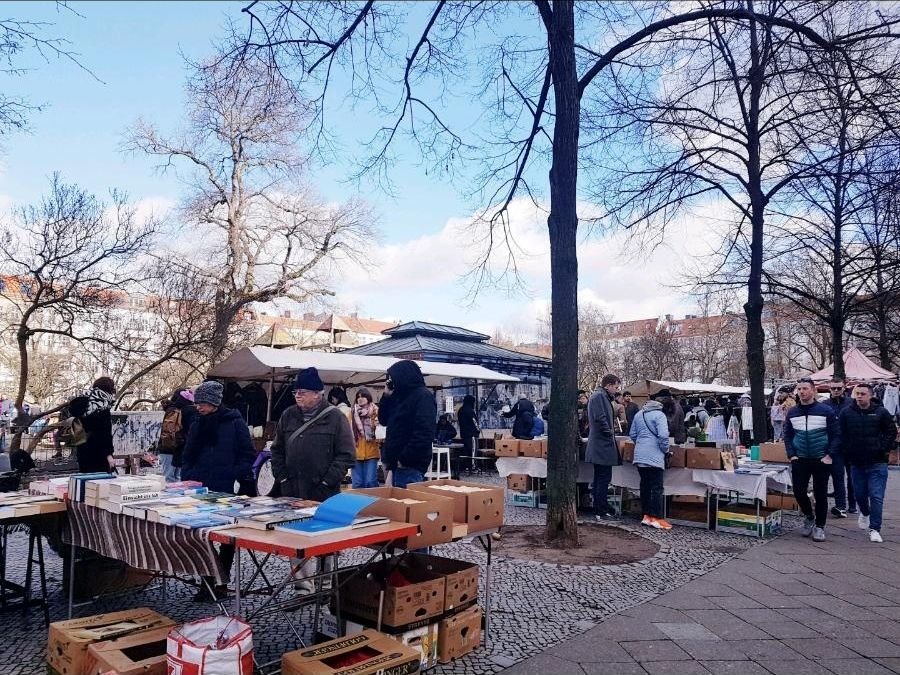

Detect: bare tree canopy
[126,50,373,361]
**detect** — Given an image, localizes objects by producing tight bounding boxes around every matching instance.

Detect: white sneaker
[812,527,826,542]
[869,529,883,543]
[858,514,870,530]
[801,518,815,537]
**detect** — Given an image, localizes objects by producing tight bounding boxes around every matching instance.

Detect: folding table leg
[234,546,242,617]
[67,538,76,619]
[36,528,49,626]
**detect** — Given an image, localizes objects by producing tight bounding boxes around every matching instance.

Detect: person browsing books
[270,367,355,502]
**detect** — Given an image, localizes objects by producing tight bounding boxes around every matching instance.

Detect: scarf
[84,388,115,417]
[353,402,376,441]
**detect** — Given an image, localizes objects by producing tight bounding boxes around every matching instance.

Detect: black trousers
[637,465,665,519]
[792,458,831,527]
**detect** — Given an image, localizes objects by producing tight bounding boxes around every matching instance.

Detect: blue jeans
[351,459,379,488]
[593,464,612,515]
[392,467,425,489]
[851,464,888,532]
[158,453,180,482]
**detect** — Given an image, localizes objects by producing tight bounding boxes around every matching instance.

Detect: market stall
[625,379,759,405]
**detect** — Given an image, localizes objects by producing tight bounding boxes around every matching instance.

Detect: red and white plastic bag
[167,616,253,675]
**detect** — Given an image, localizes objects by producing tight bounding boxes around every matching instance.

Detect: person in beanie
[159,388,197,482]
[181,380,255,601]
[380,360,436,488]
[271,367,355,501]
[839,383,897,543]
[68,376,117,473]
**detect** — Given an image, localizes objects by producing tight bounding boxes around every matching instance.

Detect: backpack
[160,408,184,451]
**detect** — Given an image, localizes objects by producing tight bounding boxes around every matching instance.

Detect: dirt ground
[490,524,660,566]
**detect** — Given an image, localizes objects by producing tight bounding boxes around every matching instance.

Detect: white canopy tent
[208,346,519,387]
[626,379,758,403]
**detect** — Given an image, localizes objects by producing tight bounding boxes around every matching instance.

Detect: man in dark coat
[380,360,436,488]
[826,378,855,518]
[271,367,355,501]
[455,394,479,479]
[586,374,622,519]
[502,396,536,440]
[839,383,897,543]
[68,376,117,473]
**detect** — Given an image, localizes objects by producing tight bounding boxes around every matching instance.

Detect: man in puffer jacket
[785,377,840,543]
[380,360,437,488]
[839,383,897,543]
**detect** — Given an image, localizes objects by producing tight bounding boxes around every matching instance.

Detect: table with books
[0,491,66,625]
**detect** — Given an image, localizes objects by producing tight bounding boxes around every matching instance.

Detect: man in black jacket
[839,383,897,543]
[502,395,536,440]
[381,360,437,488]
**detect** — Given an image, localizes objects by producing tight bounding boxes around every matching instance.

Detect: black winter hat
[294,367,325,392]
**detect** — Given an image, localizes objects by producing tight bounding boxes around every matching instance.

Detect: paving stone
[821,659,897,675]
[753,595,812,609]
[499,654,576,675]
[732,608,787,625]
[621,640,693,662]
[641,661,711,675]
[756,659,834,675]
[727,639,804,660]
[873,658,900,673]
[755,621,822,639]
[580,662,649,675]
[654,623,721,641]
[697,660,772,675]
[675,640,747,661]
[812,620,880,639]
[782,638,868,660]
[589,618,668,641]
[545,638,633,662]
[709,595,765,610]
[835,639,900,659]
[625,605,694,623]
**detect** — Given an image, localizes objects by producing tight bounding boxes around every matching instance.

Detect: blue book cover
[273,493,384,536]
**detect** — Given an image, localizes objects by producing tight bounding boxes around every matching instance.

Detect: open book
[273,493,387,536]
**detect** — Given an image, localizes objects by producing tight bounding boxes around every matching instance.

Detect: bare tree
[577,304,613,391]
[126,52,372,361]
[624,320,684,381]
[229,0,898,547]
[680,292,747,385]
[0,174,156,451]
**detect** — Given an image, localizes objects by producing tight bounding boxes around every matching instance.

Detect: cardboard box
[668,446,686,468]
[666,502,711,529]
[618,439,635,463]
[353,487,454,548]
[717,505,783,537]
[686,447,722,470]
[282,630,421,675]
[406,479,503,531]
[403,553,479,613]
[495,439,521,457]
[438,605,482,664]
[538,438,548,458]
[346,620,438,671]
[518,440,543,458]
[508,490,542,508]
[47,609,174,675]
[506,474,530,493]
[766,491,799,512]
[337,559,446,628]
[85,626,168,675]
[759,442,789,464]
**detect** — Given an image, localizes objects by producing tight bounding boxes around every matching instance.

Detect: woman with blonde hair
[351,387,380,488]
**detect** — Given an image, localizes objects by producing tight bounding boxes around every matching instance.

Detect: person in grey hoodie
[629,398,672,530]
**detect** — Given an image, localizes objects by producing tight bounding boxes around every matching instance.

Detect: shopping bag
[167,616,253,675]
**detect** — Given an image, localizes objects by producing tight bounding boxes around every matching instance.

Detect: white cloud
[336,197,733,336]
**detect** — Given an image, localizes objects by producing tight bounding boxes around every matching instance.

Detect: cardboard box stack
[282,631,421,675]
[47,608,174,675]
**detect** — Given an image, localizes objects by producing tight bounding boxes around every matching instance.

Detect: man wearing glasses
[825,378,855,517]
[784,377,840,542]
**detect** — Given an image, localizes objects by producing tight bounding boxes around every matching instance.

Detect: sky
[1,1,714,339]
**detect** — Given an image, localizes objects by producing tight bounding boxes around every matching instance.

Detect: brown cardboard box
[438,606,482,664]
[85,627,168,675]
[686,447,722,470]
[345,620,438,672]
[495,439,521,457]
[406,479,503,531]
[337,559,446,628]
[353,487,454,548]
[518,440,543,458]
[47,609,174,675]
[282,631,421,675]
[672,495,704,504]
[539,438,548,458]
[403,553,479,612]
[618,439,635,463]
[759,442,789,464]
[766,491,799,511]
[668,446,687,468]
[506,474,529,493]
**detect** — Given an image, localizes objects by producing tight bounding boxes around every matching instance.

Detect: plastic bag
[167,617,253,675]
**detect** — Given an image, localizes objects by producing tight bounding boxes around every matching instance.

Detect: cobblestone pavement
[502,470,900,675]
[1,474,770,674]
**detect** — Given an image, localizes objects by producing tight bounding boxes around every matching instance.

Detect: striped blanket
[65,502,225,584]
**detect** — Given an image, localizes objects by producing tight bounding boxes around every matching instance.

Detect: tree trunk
[544,0,580,548]
[744,7,768,445]
[10,330,30,454]
[831,317,845,381]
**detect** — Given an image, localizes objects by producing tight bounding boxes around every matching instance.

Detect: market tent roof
[806,346,897,382]
[207,346,519,387]
[626,379,754,398]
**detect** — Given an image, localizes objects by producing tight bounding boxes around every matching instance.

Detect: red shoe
[641,515,654,527]
[654,518,673,530]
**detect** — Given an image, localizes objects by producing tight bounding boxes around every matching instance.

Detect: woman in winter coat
[180,380,254,601]
[351,387,380,488]
[629,398,672,530]
[657,390,687,444]
[68,377,117,473]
